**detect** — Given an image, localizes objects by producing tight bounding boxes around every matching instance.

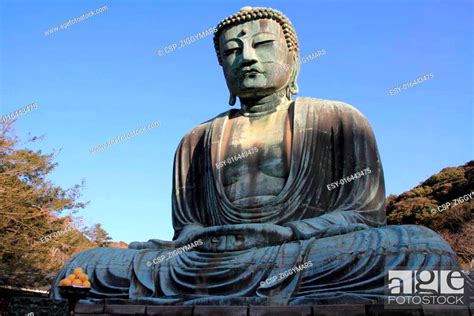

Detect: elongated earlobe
[290,81,299,95]
[229,93,236,106]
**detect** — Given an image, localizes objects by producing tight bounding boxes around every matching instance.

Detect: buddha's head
[213,7,300,105]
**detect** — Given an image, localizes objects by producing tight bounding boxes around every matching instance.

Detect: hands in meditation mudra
[52,6,459,305]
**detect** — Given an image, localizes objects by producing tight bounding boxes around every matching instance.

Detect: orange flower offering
[59,267,91,288]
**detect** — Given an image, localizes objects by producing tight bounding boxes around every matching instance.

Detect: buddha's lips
[241,67,264,76]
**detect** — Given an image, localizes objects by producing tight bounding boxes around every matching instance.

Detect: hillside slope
[386,161,473,265]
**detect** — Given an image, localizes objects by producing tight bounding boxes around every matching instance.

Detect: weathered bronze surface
[51,7,459,305]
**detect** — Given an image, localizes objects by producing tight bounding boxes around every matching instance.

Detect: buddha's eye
[224,48,239,56]
[253,40,275,48]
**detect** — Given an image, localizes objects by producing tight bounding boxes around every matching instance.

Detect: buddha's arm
[283,100,386,241]
[284,211,371,240]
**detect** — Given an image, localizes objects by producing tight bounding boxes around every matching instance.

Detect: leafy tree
[85,223,112,247]
[0,122,97,288]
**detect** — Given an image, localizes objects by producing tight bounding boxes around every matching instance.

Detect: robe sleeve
[284,99,386,239]
[171,124,209,240]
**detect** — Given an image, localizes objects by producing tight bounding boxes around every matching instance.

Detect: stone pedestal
[70,300,473,316]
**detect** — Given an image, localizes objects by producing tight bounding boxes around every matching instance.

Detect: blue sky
[1,0,472,243]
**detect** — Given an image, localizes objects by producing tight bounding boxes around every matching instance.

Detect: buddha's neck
[240,92,291,117]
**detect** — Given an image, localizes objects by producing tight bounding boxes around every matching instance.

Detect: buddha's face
[219,19,295,99]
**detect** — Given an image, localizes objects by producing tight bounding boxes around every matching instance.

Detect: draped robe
[51,97,460,305]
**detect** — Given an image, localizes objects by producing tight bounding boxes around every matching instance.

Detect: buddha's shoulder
[296,97,361,113]
[296,97,368,121]
[180,110,233,142]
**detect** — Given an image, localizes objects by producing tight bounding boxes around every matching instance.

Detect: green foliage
[424,168,465,186]
[386,161,473,264]
[412,186,432,196]
[85,223,112,247]
[0,122,115,289]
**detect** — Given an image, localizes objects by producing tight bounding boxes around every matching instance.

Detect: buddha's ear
[289,52,300,96]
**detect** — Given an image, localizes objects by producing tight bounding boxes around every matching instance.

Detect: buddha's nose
[241,45,258,65]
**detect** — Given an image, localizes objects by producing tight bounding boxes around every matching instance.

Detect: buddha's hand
[128,223,293,251]
[128,224,204,250]
[174,223,294,252]
[128,239,175,250]
[289,223,369,240]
